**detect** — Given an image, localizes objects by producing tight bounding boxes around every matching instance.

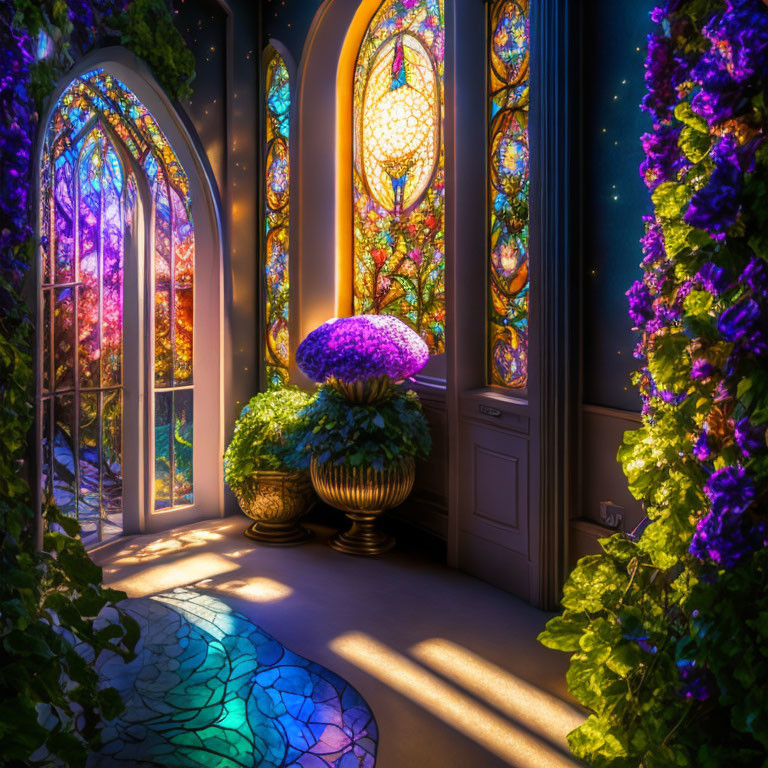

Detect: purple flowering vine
[690,466,767,568]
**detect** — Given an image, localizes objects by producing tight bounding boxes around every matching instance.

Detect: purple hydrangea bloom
[627,280,655,328]
[684,136,744,240]
[296,315,429,384]
[690,466,766,567]
[734,416,767,456]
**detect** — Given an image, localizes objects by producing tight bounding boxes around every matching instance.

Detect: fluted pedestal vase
[235,471,314,545]
[310,457,415,556]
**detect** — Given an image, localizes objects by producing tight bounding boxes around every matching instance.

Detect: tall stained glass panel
[353,0,445,354]
[264,53,290,386]
[41,70,195,542]
[488,0,529,388]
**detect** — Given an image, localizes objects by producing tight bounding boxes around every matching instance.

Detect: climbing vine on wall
[0,1,193,765]
[540,1,768,766]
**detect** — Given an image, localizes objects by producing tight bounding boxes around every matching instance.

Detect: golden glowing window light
[330,632,580,768]
[360,33,439,213]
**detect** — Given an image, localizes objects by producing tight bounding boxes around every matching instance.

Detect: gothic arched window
[353,0,445,354]
[488,0,530,388]
[40,70,197,542]
[264,52,291,386]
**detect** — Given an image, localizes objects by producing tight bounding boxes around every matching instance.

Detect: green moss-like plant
[223,387,315,491]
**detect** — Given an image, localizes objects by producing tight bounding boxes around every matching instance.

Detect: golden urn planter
[234,470,314,545]
[310,456,415,556]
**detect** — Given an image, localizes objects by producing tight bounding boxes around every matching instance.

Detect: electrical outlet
[599,501,625,530]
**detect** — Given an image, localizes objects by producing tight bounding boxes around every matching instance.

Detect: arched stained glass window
[264,53,290,386]
[40,70,195,542]
[489,0,529,388]
[353,0,445,354]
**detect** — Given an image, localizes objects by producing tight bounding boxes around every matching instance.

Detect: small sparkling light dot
[613,195,619,200]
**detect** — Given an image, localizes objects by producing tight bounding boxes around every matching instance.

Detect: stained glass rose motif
[296,315,429,385]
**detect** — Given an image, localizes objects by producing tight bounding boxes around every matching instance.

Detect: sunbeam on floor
[93,518,584,767]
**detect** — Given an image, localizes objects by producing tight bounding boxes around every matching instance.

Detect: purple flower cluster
[692,0,768,125]
[640,125,685,190]
[734,417,767,456]
[640,216,666,267]
[296,315,429,384]
[684,135,750,241]
[718,257,768,358]
[690,466,767,567]
[0,5,34,313]
[641,33,681,124]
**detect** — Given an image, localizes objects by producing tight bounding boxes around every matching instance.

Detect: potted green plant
[294,315,432,555]
[224,386,315,544]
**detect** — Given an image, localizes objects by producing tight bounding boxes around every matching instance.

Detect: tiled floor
[92,516,584,768]
[89,588,377,767]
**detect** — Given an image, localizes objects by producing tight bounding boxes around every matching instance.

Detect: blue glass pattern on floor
[89,588,378,767]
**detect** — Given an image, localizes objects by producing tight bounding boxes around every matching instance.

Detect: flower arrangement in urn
[224,386,315,544]
[294,315,432,555]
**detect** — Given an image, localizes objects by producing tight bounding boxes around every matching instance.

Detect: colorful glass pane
[488,0,530,388]
[264,53,290,386]
[40,69,195,542]
[353,0,445,354]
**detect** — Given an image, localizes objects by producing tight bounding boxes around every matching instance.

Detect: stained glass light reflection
[264,53,290,386]
[40,70,195,540]
[353,0,445,354]
[489,0,530,388]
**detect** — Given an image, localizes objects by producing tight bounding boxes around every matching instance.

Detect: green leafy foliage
[293,384,432,470]
[114,0,195,101]
[540,1,768,765]
[1,2,195,764]
[13,0,195,109]
[223,386,315,489]
[687,548,768,753]
[1,505,140,768]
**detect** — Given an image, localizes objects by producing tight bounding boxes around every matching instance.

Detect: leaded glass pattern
[489,0,530,388]
[91,588,378,767]
[41,70,195,541]
[353,0,445,354]
[264,53,290,387]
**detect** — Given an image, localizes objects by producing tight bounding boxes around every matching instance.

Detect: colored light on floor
[91,589,378,767]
